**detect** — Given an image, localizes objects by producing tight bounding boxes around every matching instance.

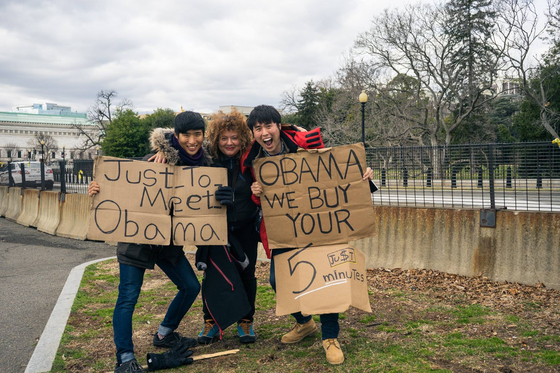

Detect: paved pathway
[0,218,115,373]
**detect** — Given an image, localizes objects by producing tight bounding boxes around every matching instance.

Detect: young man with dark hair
[89,111,214,373]
[242,105,374,365]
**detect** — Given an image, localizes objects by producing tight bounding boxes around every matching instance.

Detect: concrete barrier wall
[36,191,61,235]
[5,187,23,221]
[16,189,40,227]
[0,186,8,217]
[56,194,91,240]
[350,206,560,290]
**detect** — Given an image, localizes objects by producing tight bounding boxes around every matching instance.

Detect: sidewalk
[25,257,116,373]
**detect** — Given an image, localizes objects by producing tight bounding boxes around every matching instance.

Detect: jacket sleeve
[251,194,261,206]
[149,128,180,165]
[283,126,324,149]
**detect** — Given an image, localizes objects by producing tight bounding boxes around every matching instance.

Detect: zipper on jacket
[223,244,232,263]
[209,258,234,291]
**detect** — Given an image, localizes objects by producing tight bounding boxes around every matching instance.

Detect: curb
[25,256,117,373]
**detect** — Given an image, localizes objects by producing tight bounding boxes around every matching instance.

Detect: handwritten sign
[254,143,375,249]
[274,244,372,315]
[87,156,227,245]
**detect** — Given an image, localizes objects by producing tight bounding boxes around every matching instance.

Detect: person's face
[218,130,241,157]
[252,122,282,155]
[175,129,204,156]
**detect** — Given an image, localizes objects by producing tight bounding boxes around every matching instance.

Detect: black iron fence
[366,141,560,212]
[51,159,94,194]
[4,144,560,212]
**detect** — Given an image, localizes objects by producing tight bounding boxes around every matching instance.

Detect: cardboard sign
[87,157,227,246]
[274,244,372,315]
[254,143,375,249]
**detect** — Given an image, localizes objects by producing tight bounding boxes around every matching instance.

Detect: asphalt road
[0,218,115,373]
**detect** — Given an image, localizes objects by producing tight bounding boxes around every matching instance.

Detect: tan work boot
[281,318,317,344]
[323,338,344,365]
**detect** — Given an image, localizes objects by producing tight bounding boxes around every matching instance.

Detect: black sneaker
[114,359,145,373]
[153,331,197,349]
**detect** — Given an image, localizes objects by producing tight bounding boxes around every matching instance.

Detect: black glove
[196,261,207,271]
[147,343,194,371]
[215,186,234,206]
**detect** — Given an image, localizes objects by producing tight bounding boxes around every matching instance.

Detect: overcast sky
[0,0,551,115]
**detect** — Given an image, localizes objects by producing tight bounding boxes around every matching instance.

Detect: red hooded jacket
[240,125,324,258]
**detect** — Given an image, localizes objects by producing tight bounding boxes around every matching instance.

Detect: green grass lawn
[51,256,560,373]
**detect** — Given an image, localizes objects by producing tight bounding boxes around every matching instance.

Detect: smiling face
[218,130,241,157]
[252,121,282,155]
[175,129,204,156]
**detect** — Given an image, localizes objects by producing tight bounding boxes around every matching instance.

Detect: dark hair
[206,109,253,158]
[247,105,281,131]
[174,111,206,134]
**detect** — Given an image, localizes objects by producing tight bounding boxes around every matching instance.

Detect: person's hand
[251,182,263,198]
[148,151,167,163]
[88,181,100,197]
[292,124,307,132]
[363,167,374,181]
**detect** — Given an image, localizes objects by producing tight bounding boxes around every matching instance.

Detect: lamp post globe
[359,90,368,145]
[40,140,45,161]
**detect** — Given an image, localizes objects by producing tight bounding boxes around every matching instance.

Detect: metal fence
[4,143,560,212]
[366,141,560,212]
[50,159,94,194]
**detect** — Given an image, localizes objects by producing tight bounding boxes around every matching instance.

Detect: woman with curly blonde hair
[205,109,253,160]
[196,109,261,345]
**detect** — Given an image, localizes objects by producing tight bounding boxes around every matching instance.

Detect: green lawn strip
[52,258,560,372]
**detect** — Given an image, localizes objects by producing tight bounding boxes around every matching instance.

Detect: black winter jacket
[212,150,258,227]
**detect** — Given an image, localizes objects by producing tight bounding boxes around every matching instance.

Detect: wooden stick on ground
[192,349,240,361]
[105,349,241,372]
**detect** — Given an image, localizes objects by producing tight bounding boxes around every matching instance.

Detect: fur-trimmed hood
[149,128,212,166]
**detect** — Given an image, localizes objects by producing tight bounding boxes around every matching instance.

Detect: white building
[0,103,98,164]
[219,105,254,116]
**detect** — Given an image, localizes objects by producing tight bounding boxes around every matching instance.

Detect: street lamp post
[40,140,45,190]
[359,90,368,146]
[61,145,66,194]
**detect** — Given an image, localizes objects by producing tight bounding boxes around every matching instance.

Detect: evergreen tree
[143,108,176,129]
[101,109,150,158]
[444,0,497,95]
[296,81,321,128]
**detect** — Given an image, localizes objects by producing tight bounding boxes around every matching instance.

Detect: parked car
[0,161,54,190]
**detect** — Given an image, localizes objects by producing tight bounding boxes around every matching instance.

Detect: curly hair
[206,109,253,159]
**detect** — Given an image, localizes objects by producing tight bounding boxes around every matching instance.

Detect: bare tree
[280,85,301,114]
[28,133,58,163]
[353,2,511,147]
[502,0,559,139]
[73,90,133,151]
[4,143,19,160]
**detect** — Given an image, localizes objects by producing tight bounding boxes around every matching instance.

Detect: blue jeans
[269,248,340,340]
[113,255,200,364]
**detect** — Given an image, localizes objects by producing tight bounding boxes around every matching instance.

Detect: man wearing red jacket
[242,105,373,365]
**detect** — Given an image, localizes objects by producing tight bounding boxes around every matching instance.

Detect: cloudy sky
[0,0,550,115]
